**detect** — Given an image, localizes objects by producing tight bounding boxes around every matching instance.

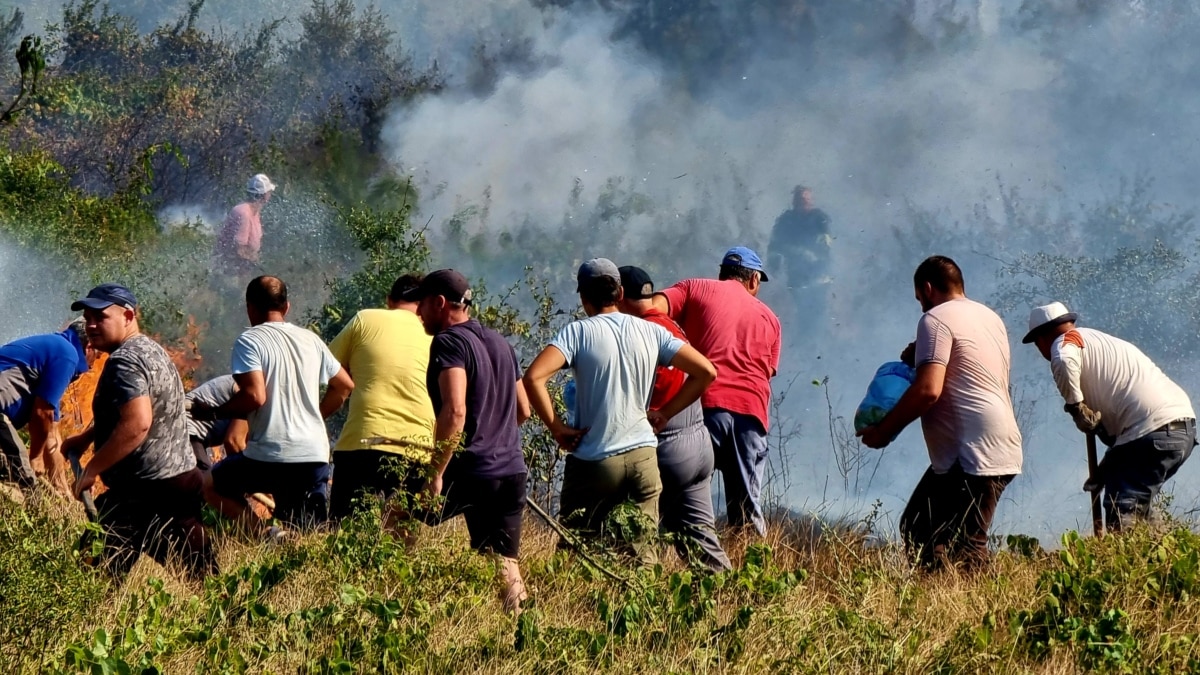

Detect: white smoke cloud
[381,1,1200,540]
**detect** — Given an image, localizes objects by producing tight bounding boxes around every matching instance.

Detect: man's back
[0,333,84,428]
[916,298,1022,476]
[660,278,780,431]
[93,334,195,488]
[427,320,523,477]
[187,375,237,447]
[330,308,435,457]
[232,322,340,463]
[551,313,684,461]
[1051,327,1194,446]
[215,203,262,264]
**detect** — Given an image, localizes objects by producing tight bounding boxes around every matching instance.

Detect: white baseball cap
[1022,301,1079,344]
[247,173,276,195]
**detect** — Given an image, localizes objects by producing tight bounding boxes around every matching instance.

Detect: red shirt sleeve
[660,281,690,322]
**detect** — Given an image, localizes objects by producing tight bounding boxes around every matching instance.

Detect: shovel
[66,448,99,522]
[1086,432,1104,537]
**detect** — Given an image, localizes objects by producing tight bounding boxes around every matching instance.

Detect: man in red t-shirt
[619,265,731,571]
[214,173,275,275]
[650,247,782,536]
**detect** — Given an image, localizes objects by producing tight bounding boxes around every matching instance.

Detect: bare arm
[859,362,946,449]
[651,345,717,427]
[649,293,670,314]
[223,418,249,454]
[75,396,152,498]
[320,367,355,419]
[431,367,468,476]
[522,345,585,450]
[514,377,532,425]
[28,398,69,492]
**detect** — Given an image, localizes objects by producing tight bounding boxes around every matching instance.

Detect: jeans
[1100,419,1195,530]
[704,408,769,536]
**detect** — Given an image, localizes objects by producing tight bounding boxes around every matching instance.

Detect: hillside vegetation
[3,493,1200,673]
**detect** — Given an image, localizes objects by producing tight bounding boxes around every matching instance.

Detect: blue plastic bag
[563,379,577,428]
[854,361,916,433]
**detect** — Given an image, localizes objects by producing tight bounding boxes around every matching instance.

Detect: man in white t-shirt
[523,258,716,554]
[196,276,354,530]
[1023,302,1195,530]
[859,256,1022,572]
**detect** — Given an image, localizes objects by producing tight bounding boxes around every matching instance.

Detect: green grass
[5,492,1200,674]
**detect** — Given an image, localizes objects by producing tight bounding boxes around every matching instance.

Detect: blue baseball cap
[721,246,769,282]
[71,283,138,311]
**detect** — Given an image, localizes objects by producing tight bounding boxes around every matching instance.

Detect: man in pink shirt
[214,174,275,274]
[859,256,1022,572]
[651,246,782,536]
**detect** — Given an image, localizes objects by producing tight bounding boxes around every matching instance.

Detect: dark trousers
[89,469,215,580]
[899,464,1013,572]
[0,413,35,489]
[330,450,426,521]
[1100,419,1195,530]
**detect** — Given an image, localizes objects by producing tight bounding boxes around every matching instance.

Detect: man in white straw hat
[1023,301,1196,531]
[214,173,276,274]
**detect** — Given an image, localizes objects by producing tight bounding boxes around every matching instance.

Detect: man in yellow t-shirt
[328,274,436,526]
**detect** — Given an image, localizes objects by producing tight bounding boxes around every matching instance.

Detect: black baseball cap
[618,265,655,300]
[71,283,138,311]
[401,269,473,305]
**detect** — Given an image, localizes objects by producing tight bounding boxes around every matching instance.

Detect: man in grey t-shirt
[186,374,238,470]
[64,283,214,579]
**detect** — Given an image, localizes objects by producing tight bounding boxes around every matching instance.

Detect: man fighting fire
[1023,302,1195,531]
[859,256,1022,572]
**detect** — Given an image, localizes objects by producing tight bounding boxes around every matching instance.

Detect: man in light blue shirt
[196,276,354,532]
[524,259,717,552]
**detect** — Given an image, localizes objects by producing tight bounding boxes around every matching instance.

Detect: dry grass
[4,493,1200,674]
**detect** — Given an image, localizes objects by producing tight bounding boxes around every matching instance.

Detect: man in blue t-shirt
[409,269,533,614]
[523,258,717,558]
[0,320,91,493]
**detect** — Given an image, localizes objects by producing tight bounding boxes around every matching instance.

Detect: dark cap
[721,246,769,282]
[71,283,138,311]
[576,258,621,292]
[618,265,655,300]
[401,269,473,305]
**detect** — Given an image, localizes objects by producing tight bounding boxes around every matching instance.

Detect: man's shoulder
[925,299,1006,337]
[112,334,167,363]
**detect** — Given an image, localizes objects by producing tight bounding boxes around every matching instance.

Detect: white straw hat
[1022,301,1078,343]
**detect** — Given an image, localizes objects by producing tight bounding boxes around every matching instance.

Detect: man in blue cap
[650,247,782,536]
[0,318,92,494]
[63,283,214,579]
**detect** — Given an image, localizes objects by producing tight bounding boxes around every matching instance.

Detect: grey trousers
[0,413,36,489]
[658,409,733,571]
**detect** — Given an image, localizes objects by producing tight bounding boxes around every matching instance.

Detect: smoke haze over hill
[10,0,1200,539]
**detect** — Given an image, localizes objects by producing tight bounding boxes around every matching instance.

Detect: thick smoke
[381,0,1200,539]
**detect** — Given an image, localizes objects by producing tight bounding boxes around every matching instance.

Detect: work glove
[1064,402,1103,435]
